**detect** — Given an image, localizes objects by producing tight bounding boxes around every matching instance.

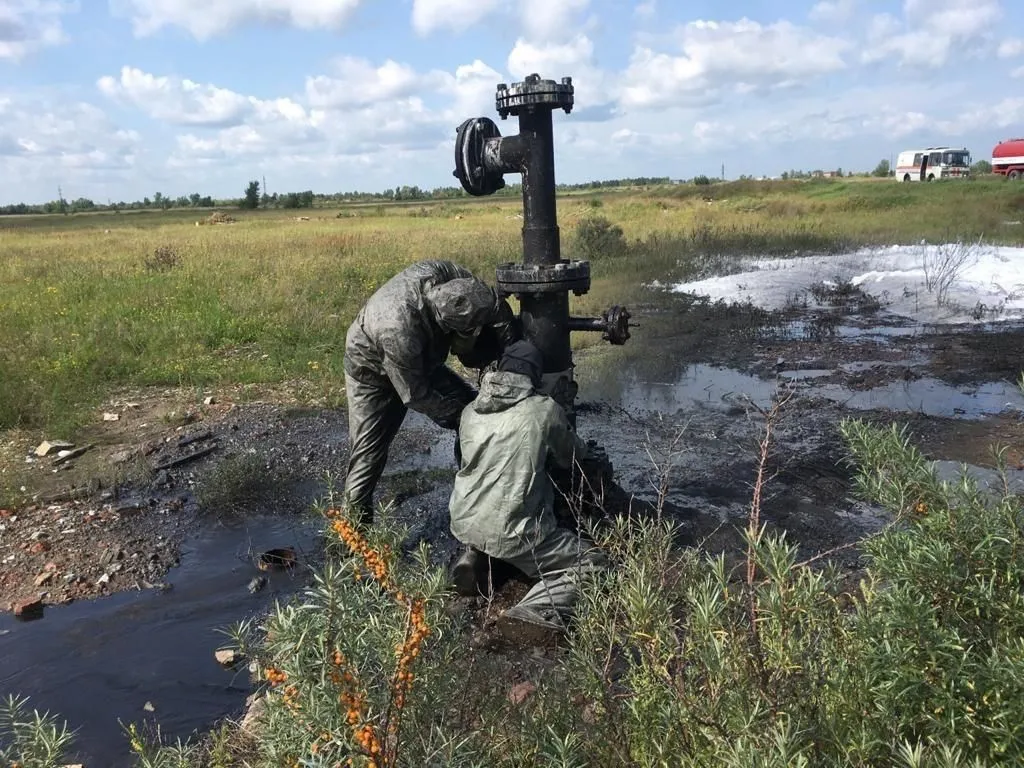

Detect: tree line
[0,176,675,216]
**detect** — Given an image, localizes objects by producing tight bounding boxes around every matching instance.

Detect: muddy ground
[2,283,1024,766]
[2,286,1022,616]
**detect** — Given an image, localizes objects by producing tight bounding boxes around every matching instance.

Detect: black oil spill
[0,514,323,767]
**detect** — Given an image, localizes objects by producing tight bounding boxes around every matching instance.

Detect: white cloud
[634,1,655,19]
[506,34,614,113]
[620,18,849,110]
[0,93,141,201]
[305,57,446,109]
[935,97,1024,134]
[0,0,74,60]
[97,66,253,126]
[998,39,1024,59]
[521,0,589,43]
[411,0,504,36]
[165,56,507,170]
[1014,65,1024,79]
[111,0,362,40]
[863,0,1002,68]
[412,0,589,40]
[809,0,856,24]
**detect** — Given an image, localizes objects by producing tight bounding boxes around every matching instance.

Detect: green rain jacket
[449,371,589,560]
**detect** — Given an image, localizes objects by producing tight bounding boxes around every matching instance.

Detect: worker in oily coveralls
[342,260,518,525]
[448,339,609,639]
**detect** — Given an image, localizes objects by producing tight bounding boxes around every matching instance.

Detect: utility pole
[721,163,725,181]
[262,175,267,207]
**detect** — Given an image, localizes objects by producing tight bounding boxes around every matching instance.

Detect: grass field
[2,176,1023,437]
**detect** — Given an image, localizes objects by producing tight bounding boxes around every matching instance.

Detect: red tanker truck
[992,138,1024,179]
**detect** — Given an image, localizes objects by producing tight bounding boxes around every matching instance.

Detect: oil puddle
[601,362,1023,422]
[0,514,323,768]
[772,318,922,343]
[811,378,1024,420]
[617,364,779,415]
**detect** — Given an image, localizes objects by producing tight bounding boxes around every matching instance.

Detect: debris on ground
[215,648,244,666]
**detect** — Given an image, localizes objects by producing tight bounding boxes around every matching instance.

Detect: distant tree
[872,159,891,177]
[972,160,993,175]
[241,180,260,210]
[143,196,151,207]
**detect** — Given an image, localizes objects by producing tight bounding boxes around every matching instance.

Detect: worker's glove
[453,439,463,468]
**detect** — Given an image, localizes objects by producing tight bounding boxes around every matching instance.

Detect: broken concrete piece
[103,412,120,422]
[143,701,155,712]
[34,572,53,587]
[215,648,243,666]
[203,396,216,405]
[35,440,74,457]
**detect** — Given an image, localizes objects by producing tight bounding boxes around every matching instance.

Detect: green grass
[2,176,1023,436]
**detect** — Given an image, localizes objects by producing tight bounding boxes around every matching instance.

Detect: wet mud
[3,288,1024,765]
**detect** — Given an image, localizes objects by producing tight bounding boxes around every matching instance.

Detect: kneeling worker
[342,260,517,525]
[448,340,608,638]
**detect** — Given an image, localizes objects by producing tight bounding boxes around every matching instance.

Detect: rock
[508,681,537,706]
[143,701,155,712]
[103,412,120,422]
[100,547,123,566]
[247,576,267,594]
[215,648,243,666]
[36,440,74,457]
[97,573,110,585]
[53,445,93,465]
[12,598,44,619]
[204,396,216,406]
[240,693,268,733]
[34,572,53,587]
[110,450,134,465]
[29,541,51,555]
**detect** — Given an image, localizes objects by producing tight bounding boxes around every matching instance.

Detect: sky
[1,0,1023,205]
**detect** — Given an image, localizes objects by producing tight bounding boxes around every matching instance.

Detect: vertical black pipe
[517,107,571,374]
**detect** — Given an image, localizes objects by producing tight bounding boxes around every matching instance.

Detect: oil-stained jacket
[449,371,590,560]
[344,260,514,427]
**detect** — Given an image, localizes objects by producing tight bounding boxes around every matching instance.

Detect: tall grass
[2,177,1023,434]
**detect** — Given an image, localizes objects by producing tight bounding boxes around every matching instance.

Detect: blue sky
[1,0,1023,204]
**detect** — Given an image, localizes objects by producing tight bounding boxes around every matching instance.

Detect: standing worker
[448,340,608,640]
[342,260,517,525]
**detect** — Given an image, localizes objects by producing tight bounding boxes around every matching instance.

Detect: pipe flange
[453,117,506,196]
[495,260,591,296]
[496,74,574,119]
[602,305,632,345]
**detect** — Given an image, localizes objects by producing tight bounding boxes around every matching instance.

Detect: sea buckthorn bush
[8,413,1024,767]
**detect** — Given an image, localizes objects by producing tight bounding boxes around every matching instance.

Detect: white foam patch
[670,243,1024,324]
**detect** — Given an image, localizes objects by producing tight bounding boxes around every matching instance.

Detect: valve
[568,305,633,345]
[453,117,506,196]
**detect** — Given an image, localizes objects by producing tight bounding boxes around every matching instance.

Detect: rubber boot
[495,604,567,646]
[450,546,487,597]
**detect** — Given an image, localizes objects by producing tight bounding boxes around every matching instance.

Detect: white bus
[894,147,971,182]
